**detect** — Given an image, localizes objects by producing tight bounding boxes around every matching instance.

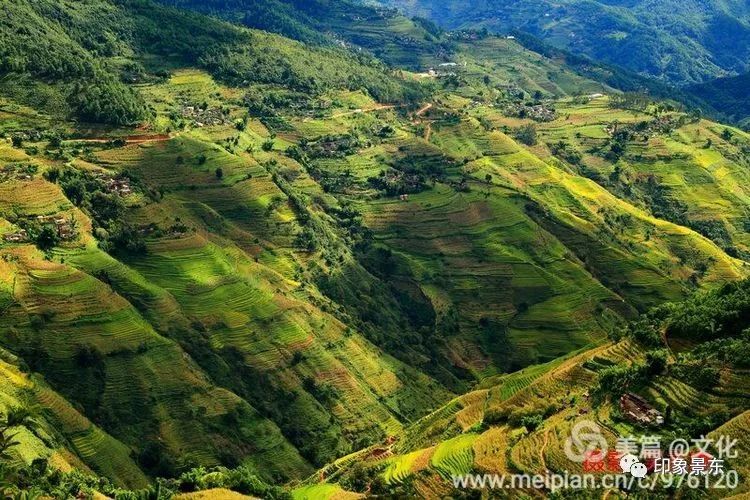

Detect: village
[0,163,39,182]
[91,171,134,196]
[2,168,137,246]
[2,214,77,245]
[506,102,558,122]
[178,102,230,127]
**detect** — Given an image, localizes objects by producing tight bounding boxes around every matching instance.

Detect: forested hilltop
[0,0,748,498]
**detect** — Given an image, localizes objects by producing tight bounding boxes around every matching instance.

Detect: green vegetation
[160,0,450,70]
[320,279,750,495]
[689,72,750,129]
[378,0,750,85]
[0,0,424,126]
[0,0,748,497]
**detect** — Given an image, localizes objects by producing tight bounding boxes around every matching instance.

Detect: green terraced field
[429,433,477,479]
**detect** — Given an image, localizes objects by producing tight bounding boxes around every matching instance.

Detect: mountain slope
[314,279,750,497]
[688,72,750,129]
[0,0,422,126]
[0,0,749,495]
[375,0,750,85]
[158,0,449,70]
[0,0,451,483]
[162,0,750,128]
[0,346,149,488]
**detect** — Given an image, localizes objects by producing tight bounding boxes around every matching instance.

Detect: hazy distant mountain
[375,0,750,85]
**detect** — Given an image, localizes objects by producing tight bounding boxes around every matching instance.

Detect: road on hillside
[415,103,434,141]
[416,103,433,116]
[330,104,397,118]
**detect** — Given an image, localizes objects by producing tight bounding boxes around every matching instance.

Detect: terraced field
[0,348,149,488]
[0,244,313,481]
[322,332,749,496]
[1,6,749,493]
[536,98,750,259]
[709,411,750,494]
[429,433,477,479]
[289,91,747,379]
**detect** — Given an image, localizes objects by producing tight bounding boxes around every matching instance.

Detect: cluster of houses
[36,214,77,240]
[179,103,229,127]
[446,30,483,41]
[136,222,190,239]
[507,103,557,122]
[3,229,28,243]
[10,130,43,142]
[2,214,77,244]
[421,61,464,78]
[365,436,398,461]
[0,164,38,182]
[94,172,133,196]
[604,115,681,142]
[620,393,665,426]
[105,177,132,196]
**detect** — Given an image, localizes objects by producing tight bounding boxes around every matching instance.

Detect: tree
[514,124,537,146]
[11,135,23,149]
[520,414,544,431]
[215,168,224,179]
[33,225,60,251]
[2,407,34,430]
[721,129,734,141]
[69,76,149,126]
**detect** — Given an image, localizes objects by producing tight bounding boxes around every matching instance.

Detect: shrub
[520,414,544,431]
[514,124,537,146]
